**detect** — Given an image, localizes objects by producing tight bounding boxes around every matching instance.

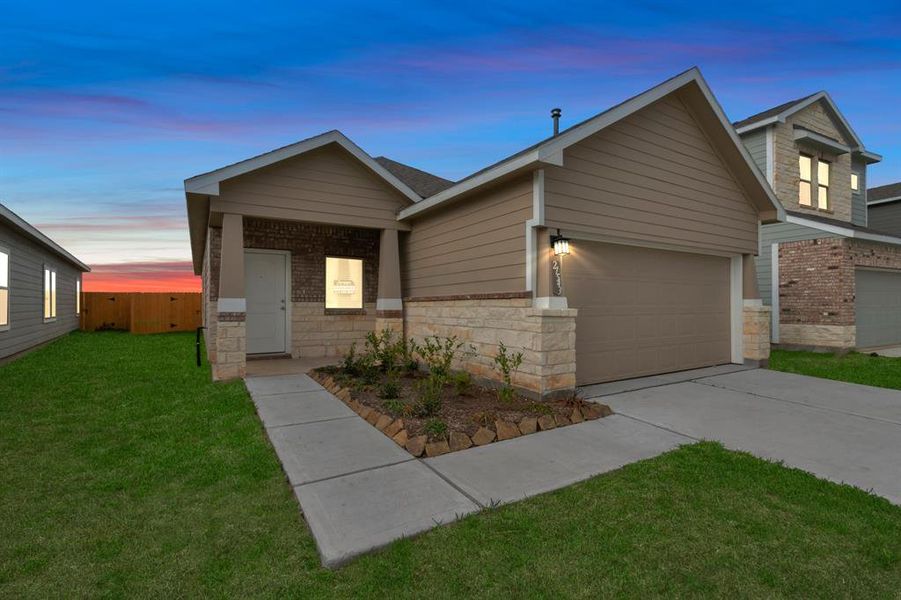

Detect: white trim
[376,298,403,311]
[398,67,784,223]
[867,196,901,207]
[184,130,421,203]
[534,296,568,309]
[735,116,780,135]
[525,169,546,294]
[765,126,774,185]
[785,214,901,245]
[730,256,743,364]
[771,243,780,343]
[218,297,246,312]
[793,129,851,154]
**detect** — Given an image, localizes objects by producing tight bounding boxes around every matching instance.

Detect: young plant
[365,328,406,373]
[382,398,408,416]
[423,418,448,441]
[378,376,400,400]
[413,375,444,417]
[493,341,524,403]
[414,335,476,383]
[451,370,472,396]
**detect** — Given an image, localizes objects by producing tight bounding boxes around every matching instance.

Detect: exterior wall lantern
[551,229,570,256]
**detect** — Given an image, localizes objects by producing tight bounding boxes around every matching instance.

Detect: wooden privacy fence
[80,293,202,334]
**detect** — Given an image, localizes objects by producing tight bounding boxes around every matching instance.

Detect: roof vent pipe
[551,108,561,136]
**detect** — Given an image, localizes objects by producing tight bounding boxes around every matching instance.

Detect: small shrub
[378,377,400,400]
[365,328,406,373]
[341,342,374,378]
[414,336,476,383]
[493,341,524,403]
[424,418,448,441]
[382,398,407,415]
[526,401,553,416]
[452,370,472,396]
[414,376,444,417]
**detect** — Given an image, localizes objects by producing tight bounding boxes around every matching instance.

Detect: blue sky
[2,1,900,289]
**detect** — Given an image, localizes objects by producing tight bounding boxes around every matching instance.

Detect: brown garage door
[565,241,732,385]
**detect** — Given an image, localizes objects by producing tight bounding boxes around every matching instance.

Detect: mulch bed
[310,367,613,458]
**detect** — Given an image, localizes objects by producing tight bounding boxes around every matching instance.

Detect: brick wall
[243,218,379,302]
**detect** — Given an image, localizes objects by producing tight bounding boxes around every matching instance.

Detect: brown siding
[543,94,759,255]
[773,100,854,222]
[402,176,533,297]
[0,220,82,360]
[214,144,411,230]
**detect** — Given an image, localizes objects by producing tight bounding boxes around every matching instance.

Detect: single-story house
[735,93,901,350]
[185,67,783,397]
[0,202,90,362]
[868,182,901,237]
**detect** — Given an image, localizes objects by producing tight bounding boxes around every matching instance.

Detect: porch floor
[245,356,339,378]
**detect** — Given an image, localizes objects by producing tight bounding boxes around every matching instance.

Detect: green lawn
[770,348,901,390]
[2,332,900,598]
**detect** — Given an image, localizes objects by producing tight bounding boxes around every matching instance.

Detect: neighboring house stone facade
[737,93,901,350]
[186,68,779,395]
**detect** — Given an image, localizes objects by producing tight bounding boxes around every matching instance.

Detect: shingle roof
[373,157,455,198]
[786,209,901,240]
[732,93,819,129]
[868,182,901,203]
[0,203,90,271]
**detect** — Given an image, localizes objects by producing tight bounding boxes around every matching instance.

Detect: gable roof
[733,91,882,163]
[374,157,455,197]
[868,182,901,206]
[184,130,422,202]
[0,203,90,272]
[398,67,785,223]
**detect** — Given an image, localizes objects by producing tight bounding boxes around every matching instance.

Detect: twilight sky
[3,1,901,291]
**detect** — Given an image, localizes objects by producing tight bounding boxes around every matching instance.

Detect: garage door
[855,269,901,348]
[565,241,732,385]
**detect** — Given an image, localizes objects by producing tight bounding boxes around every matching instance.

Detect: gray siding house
[736,93,901,349]
[868,182,901,237]
[0,203,90,362]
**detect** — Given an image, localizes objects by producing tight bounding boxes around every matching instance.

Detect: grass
[1,332,899,597]
[770,348,901,390]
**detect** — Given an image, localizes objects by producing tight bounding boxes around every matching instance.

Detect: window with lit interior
[43,266,56,321]
[0,247,8,329]
[799,154,813,206]
[325,257,363,310]
[817,159,830,209]
[851,172,859,192]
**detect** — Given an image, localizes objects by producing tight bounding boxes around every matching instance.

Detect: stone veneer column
[743,300,771,366]
[375,228,404,336]
[214,213,246,381]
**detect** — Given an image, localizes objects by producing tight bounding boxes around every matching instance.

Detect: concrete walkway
[585,367,901,505]
[246,373,689,568]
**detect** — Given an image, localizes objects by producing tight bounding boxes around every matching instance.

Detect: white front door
[245,251,288,354]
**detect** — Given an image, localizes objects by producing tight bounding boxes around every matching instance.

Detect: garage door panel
[567,241,732,384]
[855,269,901,348]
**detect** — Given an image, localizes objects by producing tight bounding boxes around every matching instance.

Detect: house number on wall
[551,259,563,296]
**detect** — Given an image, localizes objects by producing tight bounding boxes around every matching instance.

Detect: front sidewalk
[246,373,689,568]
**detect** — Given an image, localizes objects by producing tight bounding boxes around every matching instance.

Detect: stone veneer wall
[212,313,246,381]
[777,237,901,348]
[743,300,771,365]
[292,302,377,358]
[404,295,577,399]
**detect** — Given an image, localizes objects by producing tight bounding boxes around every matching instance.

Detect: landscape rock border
[309,371,614,457]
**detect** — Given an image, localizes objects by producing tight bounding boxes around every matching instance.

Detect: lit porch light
[551,229,570,256]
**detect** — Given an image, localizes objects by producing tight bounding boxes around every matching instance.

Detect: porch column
[534,227,568,309]
[375,228,404,336]
[741,253,771,367]
[213,213,246,381]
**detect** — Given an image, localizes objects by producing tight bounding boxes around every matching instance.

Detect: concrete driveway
[583,368,901,504]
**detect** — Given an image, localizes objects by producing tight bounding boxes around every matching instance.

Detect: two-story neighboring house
[736,93,901,350]
[868,182,901,237]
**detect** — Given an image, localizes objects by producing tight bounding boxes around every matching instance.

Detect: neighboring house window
[0,247,8,330]
[851,172,859,192]
[76,280,81,315]
[799,154,813,206]
[817,159,830,210]
[43,266,56,321]
[325,257,363,310]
